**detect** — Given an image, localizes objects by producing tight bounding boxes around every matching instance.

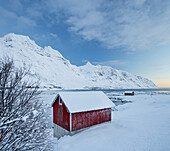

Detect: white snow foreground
[56,94,170,151]
[0,33,157,89]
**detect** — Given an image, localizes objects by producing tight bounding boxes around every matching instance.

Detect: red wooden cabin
[52,91,115,138]
[124,91,134,96]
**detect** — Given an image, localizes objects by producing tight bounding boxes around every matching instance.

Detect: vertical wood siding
[72,108,111,131]
[53,96,70,131]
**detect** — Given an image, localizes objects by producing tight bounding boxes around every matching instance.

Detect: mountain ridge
[0,33,157,89]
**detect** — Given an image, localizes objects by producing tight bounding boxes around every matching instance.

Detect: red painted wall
[53,96,70,131]
[72,108,111,131]
[125,92,134,96]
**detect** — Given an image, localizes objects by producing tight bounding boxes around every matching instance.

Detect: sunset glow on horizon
[156,83,170,88]
[154,78,170,88]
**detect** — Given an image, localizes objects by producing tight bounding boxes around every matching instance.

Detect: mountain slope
[0,33,157,89]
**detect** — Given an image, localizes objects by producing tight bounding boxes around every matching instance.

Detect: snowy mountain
[0,33,157,89]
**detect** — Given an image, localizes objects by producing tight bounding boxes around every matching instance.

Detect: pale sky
[0,0,170,87]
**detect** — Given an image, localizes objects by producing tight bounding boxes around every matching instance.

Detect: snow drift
[0,33,157,89]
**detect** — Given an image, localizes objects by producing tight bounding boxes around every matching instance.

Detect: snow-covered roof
[53,91,115,113]
[125,91,134,93]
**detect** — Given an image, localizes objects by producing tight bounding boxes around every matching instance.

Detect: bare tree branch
[0,57,52,151]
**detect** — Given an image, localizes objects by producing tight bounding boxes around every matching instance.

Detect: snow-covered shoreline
[41,91,170,151]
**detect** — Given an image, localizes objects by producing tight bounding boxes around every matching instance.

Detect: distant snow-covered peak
[80,61,96,69]
[0,33,64,59]
[0,33,42,56]
[85,61,93,66]
[2,33,37,46]
[0,33,157,89]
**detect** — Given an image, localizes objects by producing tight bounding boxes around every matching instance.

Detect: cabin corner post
[70,113,72,132]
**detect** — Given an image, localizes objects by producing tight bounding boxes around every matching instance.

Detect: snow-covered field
[41,90,170,151]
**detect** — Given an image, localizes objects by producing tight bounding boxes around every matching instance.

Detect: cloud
[16,16,37,27]
[93,60,127,66]
[49,33,59,39]
[0,6,37,30]
[33,33,59,40]
[0,7,17,19]
[2,0,170,52]
[44,0,170,51]
[32,32,60,47]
